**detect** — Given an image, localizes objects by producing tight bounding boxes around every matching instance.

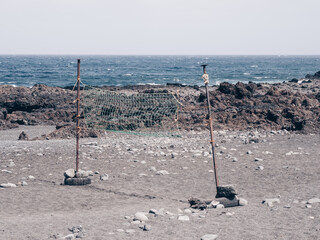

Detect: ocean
[0,55,319,87]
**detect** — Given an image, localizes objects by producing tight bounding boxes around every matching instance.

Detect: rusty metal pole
[76,59,81,173]
[201,64,219,190]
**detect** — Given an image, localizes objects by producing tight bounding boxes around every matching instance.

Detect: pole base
[64,177,91,186]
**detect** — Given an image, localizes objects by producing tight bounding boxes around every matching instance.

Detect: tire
[64,177,91,186]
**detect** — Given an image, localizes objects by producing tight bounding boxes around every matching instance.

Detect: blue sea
[0,55,319,87]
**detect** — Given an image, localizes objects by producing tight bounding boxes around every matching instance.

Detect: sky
[0,0,319,55]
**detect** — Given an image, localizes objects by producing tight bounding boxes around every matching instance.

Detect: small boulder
[0,183,17,188]
[64,169,75,179]
[134,212,148,222]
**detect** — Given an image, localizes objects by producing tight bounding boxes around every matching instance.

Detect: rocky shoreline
[0,74,320,137]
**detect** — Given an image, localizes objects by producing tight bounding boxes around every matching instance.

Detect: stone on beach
[134,212,148,222]
[178,215,190,221]
[201,234,218,240]
[64,169,75,178]
[262,198,280,207]
[0,183,17,188]
[307,198,320,204]
[156,170,169,175]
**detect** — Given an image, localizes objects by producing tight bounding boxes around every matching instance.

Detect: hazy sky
[0,0,319,55]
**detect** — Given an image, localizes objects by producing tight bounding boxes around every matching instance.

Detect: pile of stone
[64,169,91,186]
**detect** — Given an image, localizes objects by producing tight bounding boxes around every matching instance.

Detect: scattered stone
[156,170,169,175]
[262,198,280,207]
[75,170,89,178]
[254,158,263,162]
[0,183,17,188]
[18,131,29,140]
[134,212,148,222]
[239,198,248,206]
[284,204,291,208]
[8,161,15,167]
[149,209,158,215]
[116,229,124,233]
[216,204,224,209]
[100,174,109,181]
[131,220,141,225]
[307,198,320,204]
[139,224,151,231]
[64,169,75,178]
[60,234,75,240]
[201,234,218,240]
[256,166,264,170]
[246,150,252,155]
[184,209,192,214]
[1,169,12,174]
[149,166,157,172]
[189,198,207,210]
[21,181,28,186]
[225,212,235,216]
[125,229,135,234]
[209,200,220,208]
[27,175,35,180]
[306,204,312,209]
[178,215,190,221]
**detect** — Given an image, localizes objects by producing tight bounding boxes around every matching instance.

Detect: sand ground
[0,126,320,240]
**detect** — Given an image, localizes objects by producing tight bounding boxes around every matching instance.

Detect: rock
[149,209,158,215]
[216,204,224,209]
[75,170,89,178]
[262,198,280,207]
[239,198,248,206]
[254,158,263,162]
[27,175,35,180]
[1,169,12,174]
[134,212,148,222]
[284,204,291,208]
[156,170,169,175]
[18,131,29,140]
[116,229,124,233]
[149,166,157,172]
[209,200,220,208]
[139,224,151,231]
[60,234,75,240]
[100,174,109,181]
[178,215,190,221]
[0,183,17,188]
[256,166,264,170]
[21,181,28,186]
[64,169,75,178]
[307,198,320,204]
[201,234,218,240]
[184,209,192,214]
[125,229,135,234]
[216,185,237,199]
[8,161,15,167]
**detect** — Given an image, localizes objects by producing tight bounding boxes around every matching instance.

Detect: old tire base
[64,177,91,186]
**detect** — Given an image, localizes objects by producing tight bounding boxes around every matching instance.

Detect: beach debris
[18,131,29,140]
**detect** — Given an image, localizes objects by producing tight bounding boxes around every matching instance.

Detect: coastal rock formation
[0,79,319,135]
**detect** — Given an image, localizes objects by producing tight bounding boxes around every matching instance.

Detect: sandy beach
[0,80,320,240]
